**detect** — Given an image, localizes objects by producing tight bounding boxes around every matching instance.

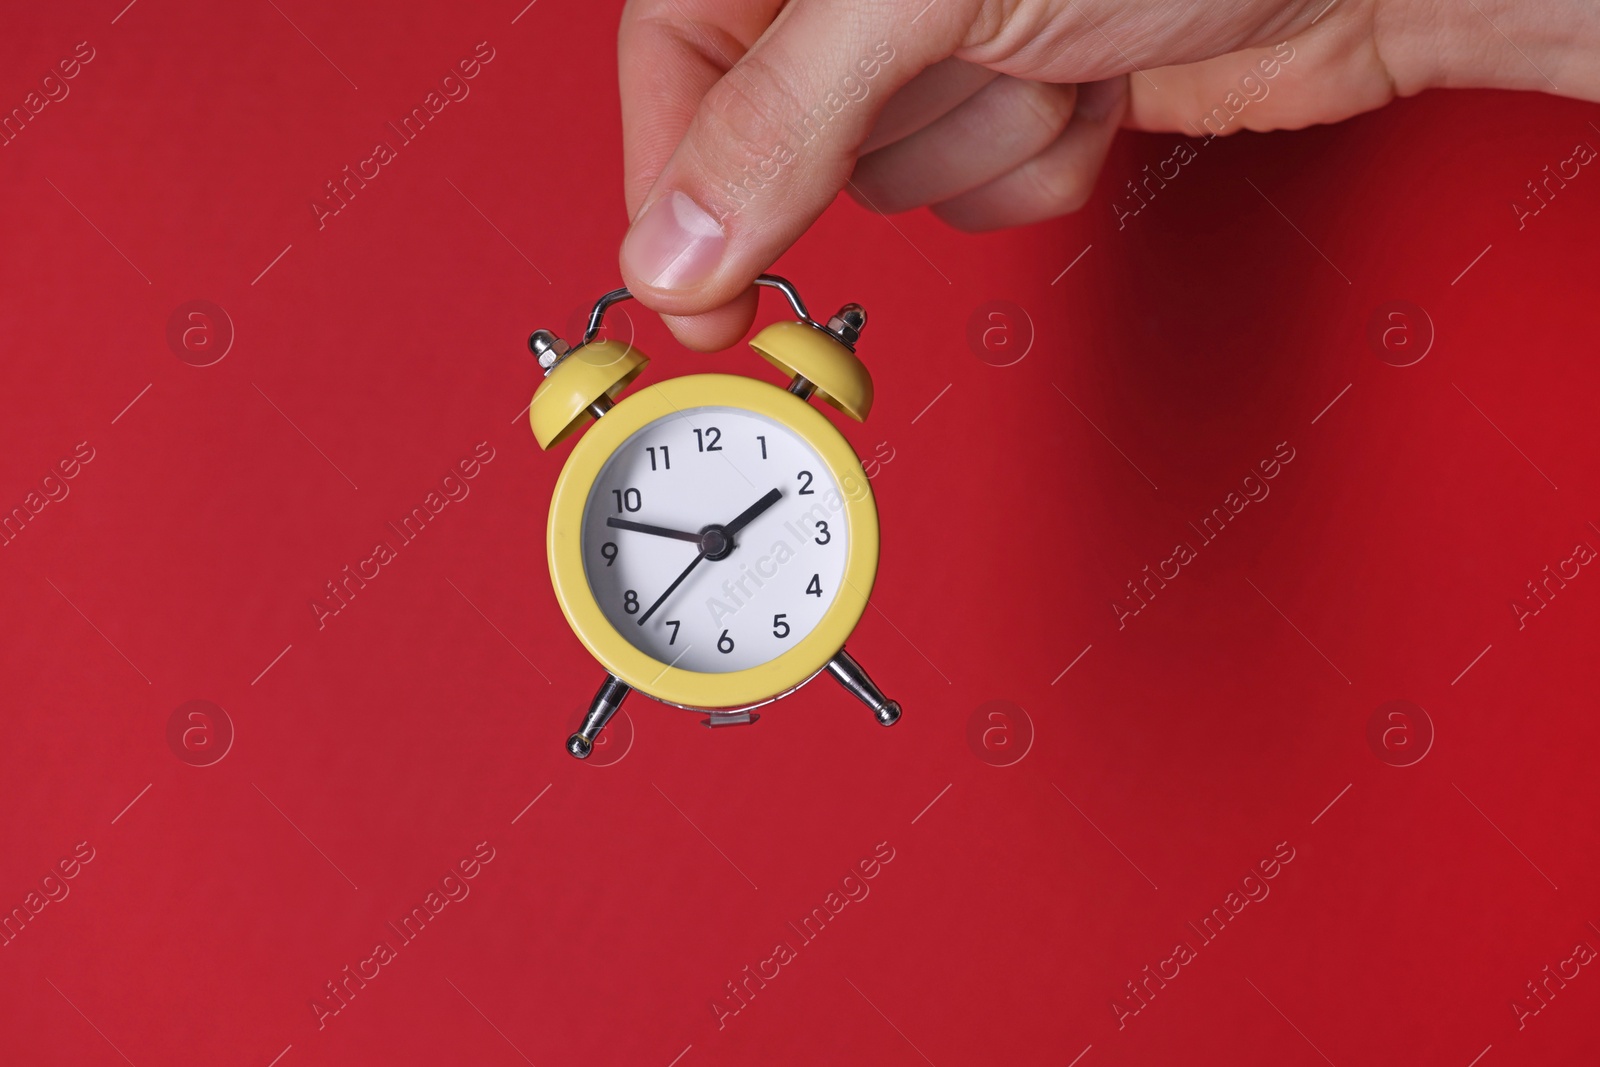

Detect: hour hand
[605,517,703,544]
[724,488,783,536]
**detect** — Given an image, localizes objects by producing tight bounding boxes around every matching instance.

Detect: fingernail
[1075,77,1128,123]
[621,190,725,290]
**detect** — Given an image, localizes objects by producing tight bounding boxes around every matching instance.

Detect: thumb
[618,0,970,316]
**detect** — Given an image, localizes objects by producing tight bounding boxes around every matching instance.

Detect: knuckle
[1025,160,1091,215]
[1010,80,1076,142]
[624,8,743,62]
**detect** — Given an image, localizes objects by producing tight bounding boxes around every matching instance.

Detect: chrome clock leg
[568,673,630,759]
[825,648,901,726]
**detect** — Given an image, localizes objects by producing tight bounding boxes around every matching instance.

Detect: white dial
[581,405,848,673]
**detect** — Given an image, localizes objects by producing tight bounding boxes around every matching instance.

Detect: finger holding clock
[658,289,761,355]
[618,0,784,352]
[618,0,784,221]
[618,1,986,351]
[618,0,968,334]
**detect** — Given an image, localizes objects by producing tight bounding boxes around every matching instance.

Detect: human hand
[617,0,1595,349]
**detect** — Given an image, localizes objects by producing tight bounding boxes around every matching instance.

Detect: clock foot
[568,674,631,759]
[825,649,901,726]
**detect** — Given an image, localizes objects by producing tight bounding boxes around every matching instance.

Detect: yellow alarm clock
[527,275,902,759]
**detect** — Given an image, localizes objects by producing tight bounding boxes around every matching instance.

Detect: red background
[3,1,1598,1065]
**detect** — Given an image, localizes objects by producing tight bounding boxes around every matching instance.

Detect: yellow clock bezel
[546,373,880,710]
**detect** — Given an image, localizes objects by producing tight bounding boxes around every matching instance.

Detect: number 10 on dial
[526,276,902,758]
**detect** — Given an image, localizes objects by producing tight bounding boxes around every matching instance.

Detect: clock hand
[606,516,703,544]
[637,550,705,626]
[723,488,783,537]
[635,489,781,627]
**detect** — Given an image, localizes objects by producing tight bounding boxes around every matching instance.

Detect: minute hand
[724,488,783,537]
[638,552,704,626]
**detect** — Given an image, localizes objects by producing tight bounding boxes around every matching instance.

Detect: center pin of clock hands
[627,487,783,626]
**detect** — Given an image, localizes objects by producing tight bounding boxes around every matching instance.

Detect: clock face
[581,405,849,674]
